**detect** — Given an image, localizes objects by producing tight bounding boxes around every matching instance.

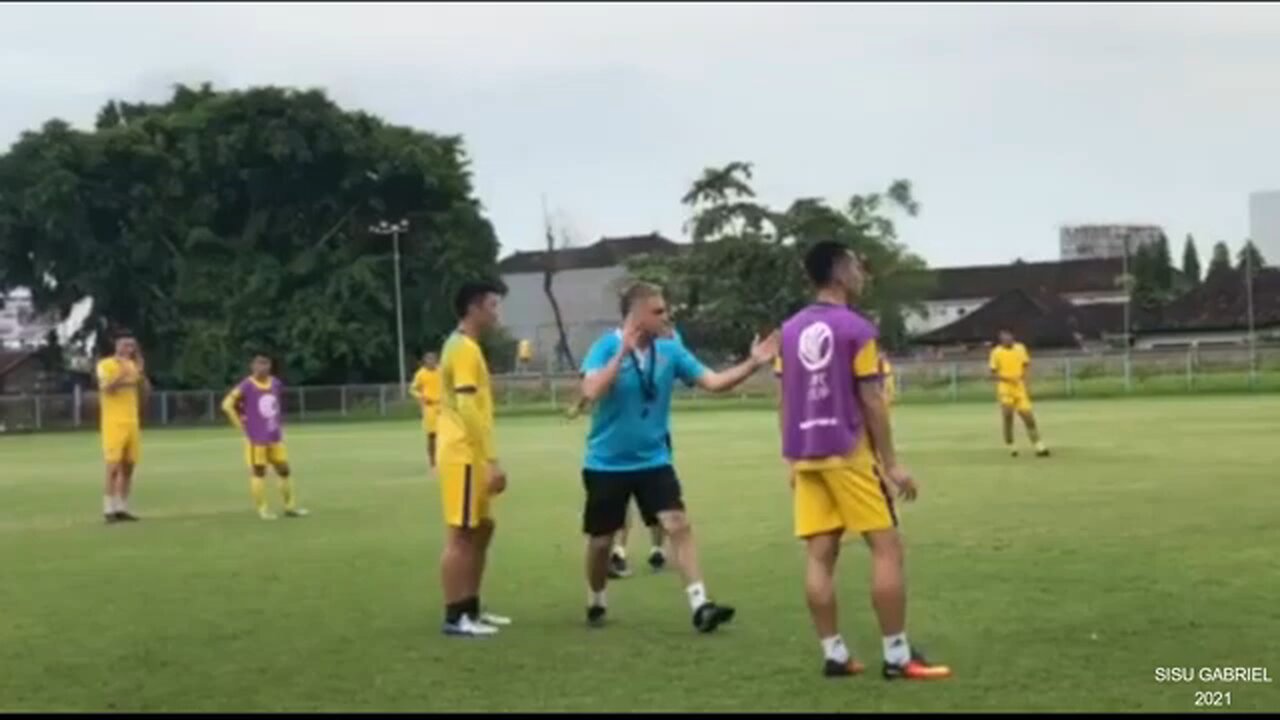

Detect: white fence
[1,346,1278,433]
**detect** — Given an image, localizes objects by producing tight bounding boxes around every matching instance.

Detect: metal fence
[1,346,1278,433]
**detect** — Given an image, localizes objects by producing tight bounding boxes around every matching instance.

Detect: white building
[1059,224,1165,261]
[497,234,681,369]
[1249,191,1280,268]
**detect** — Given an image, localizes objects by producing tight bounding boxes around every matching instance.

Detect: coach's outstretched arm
[694,331,780,394]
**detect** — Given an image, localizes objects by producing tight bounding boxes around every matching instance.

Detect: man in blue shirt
[579,282,779,632]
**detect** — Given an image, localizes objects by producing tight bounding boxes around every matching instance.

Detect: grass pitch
[2,397,1278,712]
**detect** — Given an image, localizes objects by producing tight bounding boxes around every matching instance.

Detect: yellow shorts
[792,448,897,538]
[245,442,289,468]
[439,462,491,529]
[102,424,142,464]
[422,405,440,434]
[997,382,1033,413]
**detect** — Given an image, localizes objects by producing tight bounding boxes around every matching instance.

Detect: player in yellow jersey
[221,354,307,520]
[97,331,149,524]
[437,280,512,637]
[409,351,443,468]
[989,329,1049,457]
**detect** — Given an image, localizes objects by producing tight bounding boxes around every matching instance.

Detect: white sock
[117,496,127,512]
[685,582,708,612]
[103,496,115,514]
[883,632,910,666]
[821,635,851,664]
[588,588,607,608]
[611,546,626,559]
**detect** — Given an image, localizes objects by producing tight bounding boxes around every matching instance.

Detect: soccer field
[3,397,1278,712]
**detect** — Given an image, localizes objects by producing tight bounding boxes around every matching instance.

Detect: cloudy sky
[3,2,1278,267]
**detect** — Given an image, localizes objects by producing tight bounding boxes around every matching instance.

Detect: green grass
[3,398,1279,712]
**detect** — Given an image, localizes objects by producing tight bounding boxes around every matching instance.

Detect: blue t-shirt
[581,330,708,472]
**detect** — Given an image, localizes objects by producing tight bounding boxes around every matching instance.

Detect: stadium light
[369,218,411,398]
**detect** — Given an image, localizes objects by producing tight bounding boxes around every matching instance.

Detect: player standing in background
[578,282,778,632]
[97,331,148,524]
[988,330,1050,458]
[221,354,308,520]
[437,280,512,637]
[409,351,443,468]
[777,241,950,680]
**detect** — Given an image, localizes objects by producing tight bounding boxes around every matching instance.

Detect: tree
[1130,234,1176,307]
[1181,234,1202,287]
[1206,241,1234,284]
[1237,239,1266,272]
[539,201,577,372]
[0,84,500,387]
[629,164,929,356]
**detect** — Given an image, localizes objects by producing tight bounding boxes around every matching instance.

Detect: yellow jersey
[989,343,1030,384]
[96,357,141,428]
[437,332,495,464]
[411,367,442,405]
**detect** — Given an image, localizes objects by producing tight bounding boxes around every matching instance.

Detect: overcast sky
[3,2,1279,267]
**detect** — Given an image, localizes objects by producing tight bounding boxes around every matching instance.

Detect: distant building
[1059,224,1165,261]
[497,233,681,369]
[1249,191,1280,268]
[905,258,1128,335]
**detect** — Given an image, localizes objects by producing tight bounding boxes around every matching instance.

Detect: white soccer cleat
[284,508,309,518]
[443,615,500,637]
[479,612,512,627]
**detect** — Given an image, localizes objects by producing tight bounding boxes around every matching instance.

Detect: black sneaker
[586,605,607,628]
[114,511,140,522]
[1036,448,1051,458]
[823,658,867,678]
[607,552,630,579]
[692,602,736,634]
[647,547,666,572]
[104,513,119,525]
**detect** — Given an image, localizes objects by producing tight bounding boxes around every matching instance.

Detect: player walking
[578,282,778,632]
[989,330,1050,457]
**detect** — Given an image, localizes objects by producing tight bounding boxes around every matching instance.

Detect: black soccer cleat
[823,658,867,678]
[114,511,140,522]
[104,513,119,525]
[607,552,631,579]
[586,605,607,628]
[647,547,666,572]
[692,602,736,634]
[1036,448,1051,458]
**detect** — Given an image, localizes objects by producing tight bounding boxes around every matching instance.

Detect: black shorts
[582,466,684,537]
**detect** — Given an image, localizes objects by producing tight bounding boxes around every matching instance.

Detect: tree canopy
[628,162,930,357]
[0,84,500,387]
[1181,234,1201,287]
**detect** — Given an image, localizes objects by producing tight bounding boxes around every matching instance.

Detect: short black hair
[803,241,853,286]
[113,329,136,341]
[453,279,507,319]
[619,281,663,317]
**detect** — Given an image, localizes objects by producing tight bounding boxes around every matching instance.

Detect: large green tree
[1206,241,1234,284]
[1237,239,1266,272]
[0,84,499,387]
[1130,234,1176,308]
[629,162,929,356]
[1181,233,1202,287]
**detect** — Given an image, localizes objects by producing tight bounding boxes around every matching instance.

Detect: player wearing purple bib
[221,354,308,520]
[777,242,949,681]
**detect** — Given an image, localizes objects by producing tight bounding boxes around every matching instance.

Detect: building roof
[914,288,1131,347]
[0,350,37,377]
[919,258,1126,301]
[1147,267,1280,332]
[497,233,681,275]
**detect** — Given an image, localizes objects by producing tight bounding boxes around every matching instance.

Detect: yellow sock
[279,476,296,511]
[250,476,268,513]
